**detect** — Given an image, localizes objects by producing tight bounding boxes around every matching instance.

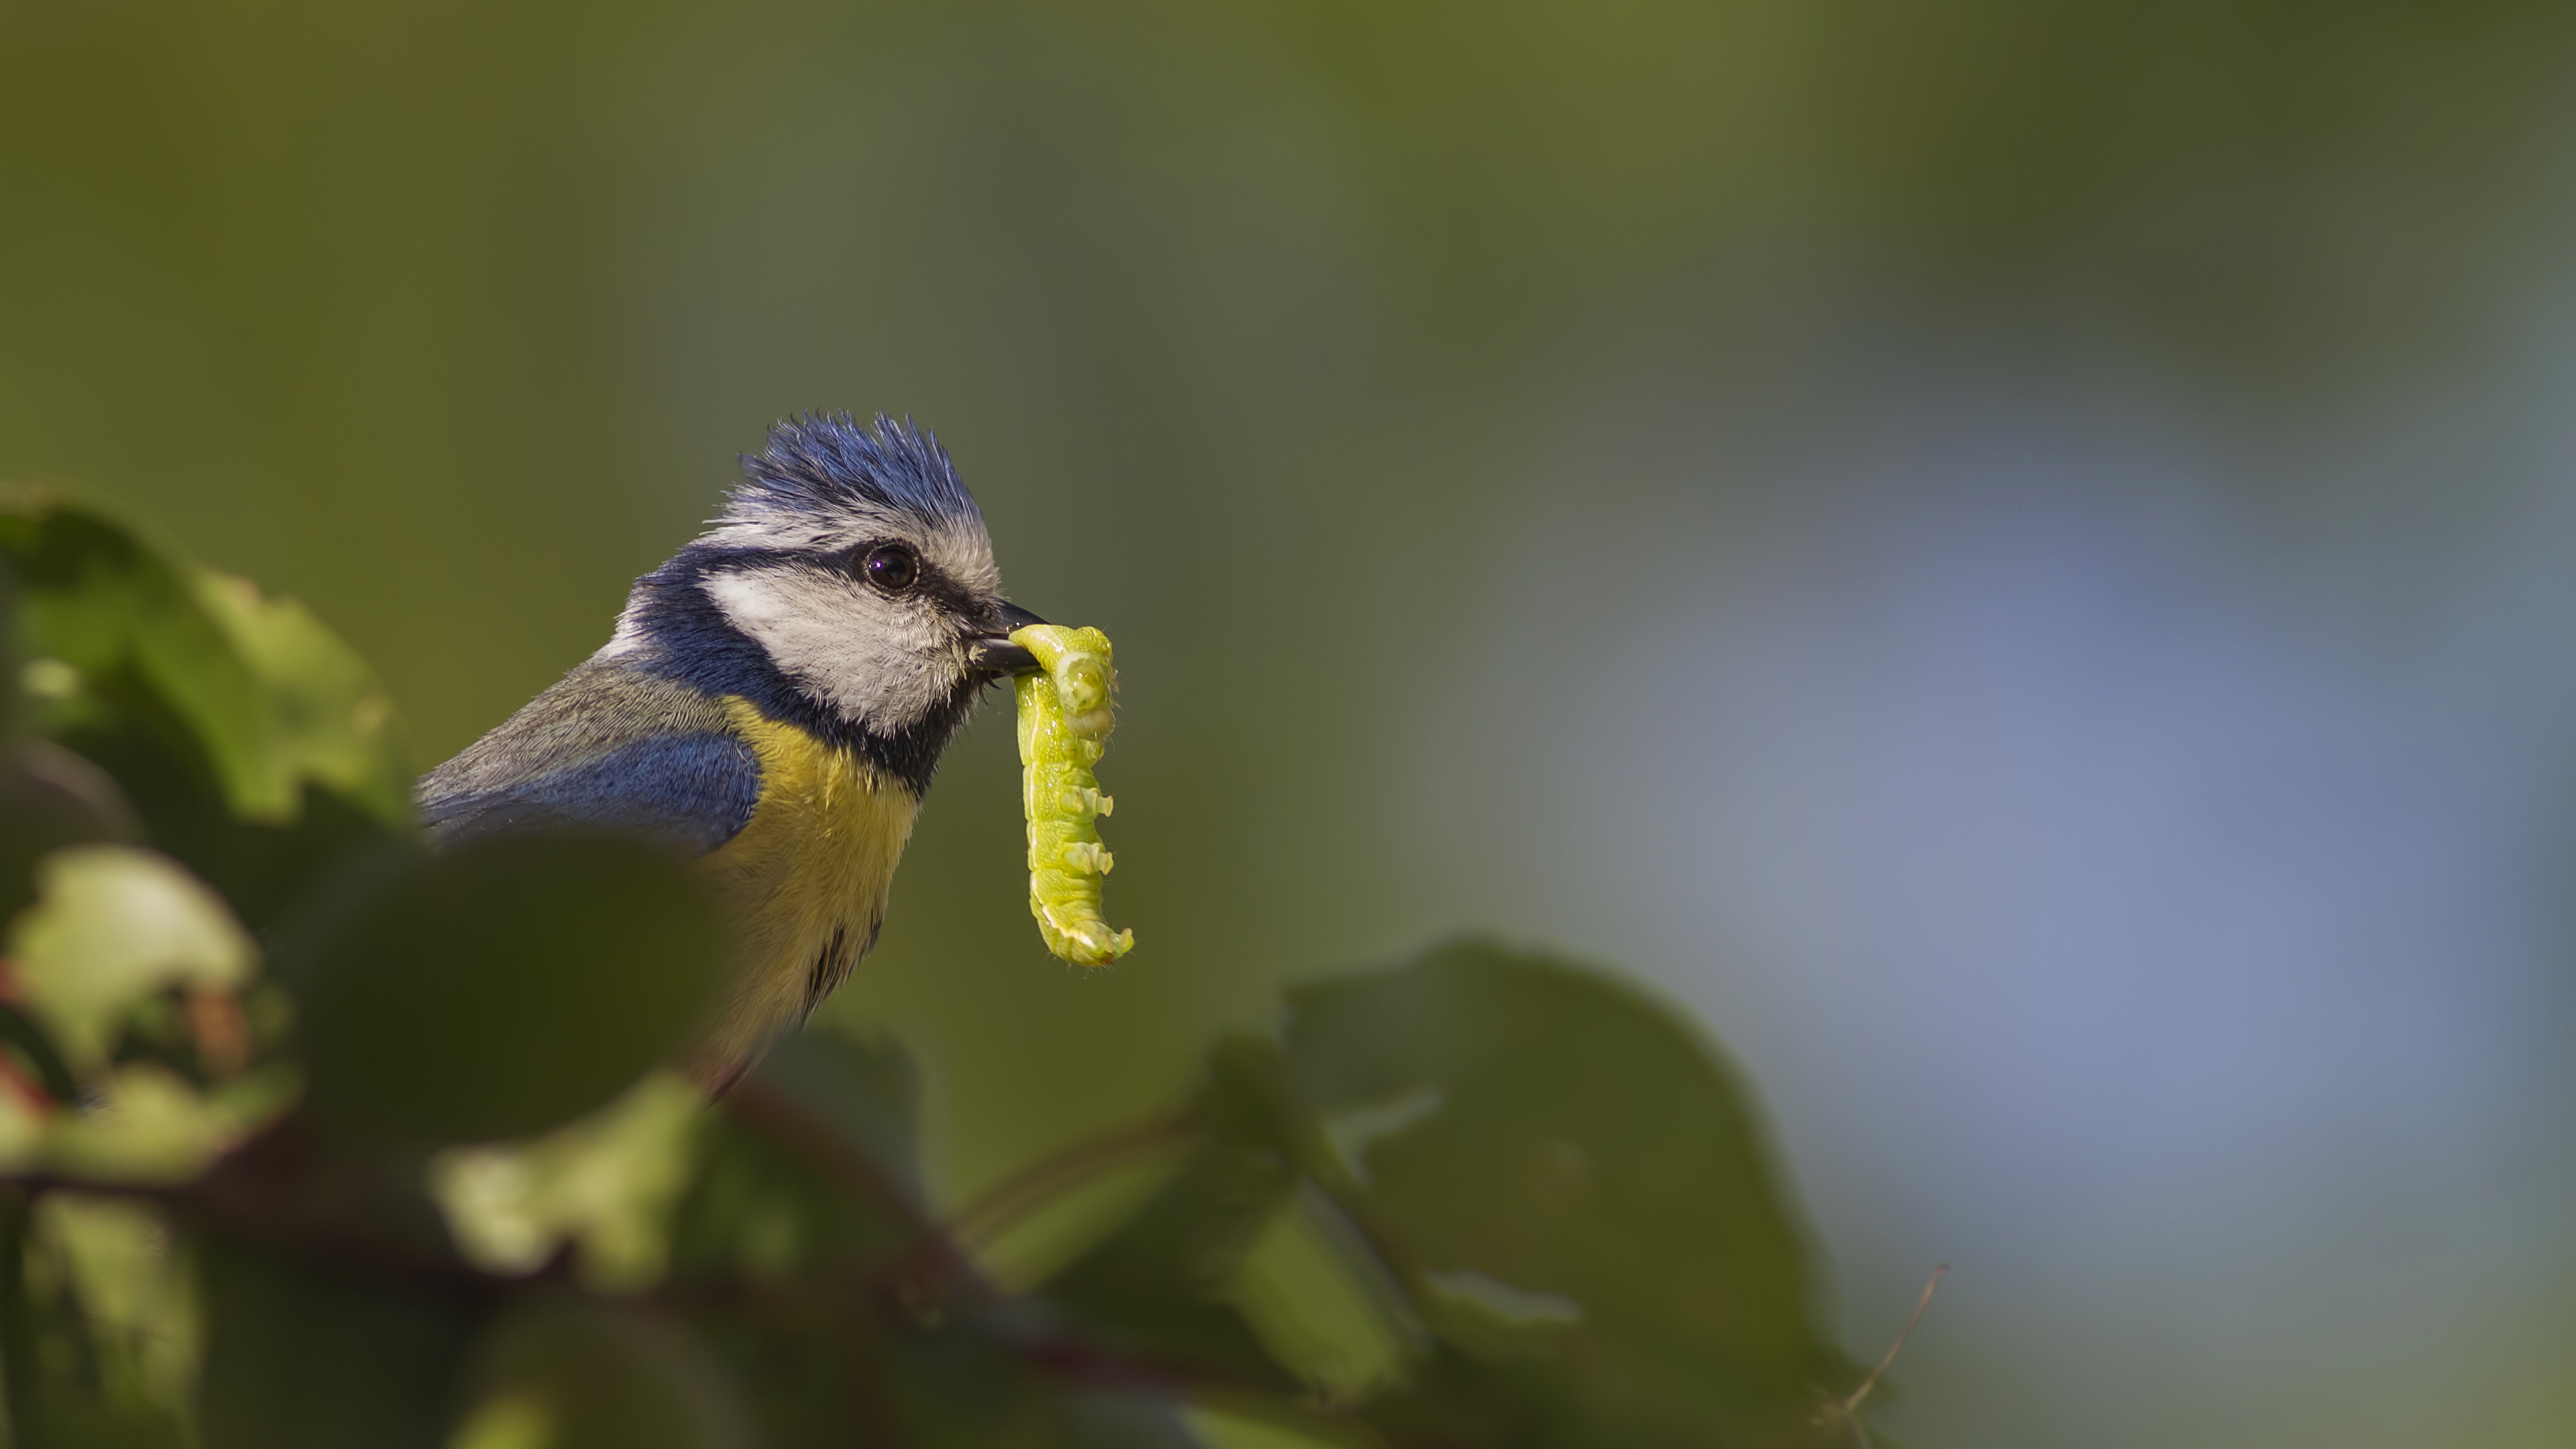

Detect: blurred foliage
[0,500,1860,1442]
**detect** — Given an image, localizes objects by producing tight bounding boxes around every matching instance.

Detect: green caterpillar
[1012,624,1134,966]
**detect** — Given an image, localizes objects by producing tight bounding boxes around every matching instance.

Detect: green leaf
[449,1296,751,1449]
[296,831,727,1145]
[1222,1181,1420,1407]
[196,1238,471,1449]
[0,500,277,822]
[1,496,408,933]
[664,1034,926,1283]
[657,1039,926,1446]
[0,741,137,924]
[7,845,256,1071]
[0,1189,195,1449]
[1039,1036,1359,1397]
[31,1194,199,1440]
[191,571,410,824]
[0,496,409,829]
[1281,939,1854,1446]
[749,1030,928,1203]
[1183,1404,1385,1449]
[43,1062,296,1185]
[429,1073,710,1290]
[0,1005,79,1106]
[853,1302,1216,1449]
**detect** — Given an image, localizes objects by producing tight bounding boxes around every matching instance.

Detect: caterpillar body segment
[1011,624,1133,966]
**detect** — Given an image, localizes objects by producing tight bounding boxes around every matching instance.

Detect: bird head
[610,413,1045,792]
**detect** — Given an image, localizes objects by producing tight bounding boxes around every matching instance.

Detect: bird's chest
[700,701,920,1060]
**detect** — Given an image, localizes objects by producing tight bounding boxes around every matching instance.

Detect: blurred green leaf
[191,571,410,824]
[297,831,726,1146]
[34,1194,199,1438]
[750,1030,928,1204]
[0,496,407,932]
[1038,1037,1315,1396]
[7,844,254,1071]
[0,495,409,828]
[195,1238,471,1449]
[0,1189,195,1449]
[661,1041,926,1449]
[0,498,277,822]
[44,1063,294,1186]
[1223,1181,1420,1406]
[963,1145,1186,1295]
[0,843,292,1181]
[1282,939,1854,1446]
[448,1295,751,1449]
[0,741,137,924]
[665,1034,926,1283]
[1183,1405,1383,1449]
[0,1004,79,1107]
[841,1289,1220,1449]
[431,1073,709,1290]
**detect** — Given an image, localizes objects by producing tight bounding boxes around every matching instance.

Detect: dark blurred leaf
[1048,1389,1208,1449]
[1040,1035,1347,1397]
[1282,939,1853,1446]
[672,1032,1252,1447]
[665,1033,928,1284]
[752,1030,927,1205]
[0,560,138,922]
[873,1318,1208,1449]
[0,499,274,820]
[10,843,256,1077]
[0,495,408,824]
[1338,1346,1592,1449]
[660,1040,926,1445]
[0,496,407,930]
[0,1191,193,1449]
[189,570,412,822]
[0,1006,78,1106]
[297,830,727,1145]
[674,1291,894,1447]
[48,701,399,933]
[195,1238,470,1449]
[0,740,136,923]
[452,1295,750,1449]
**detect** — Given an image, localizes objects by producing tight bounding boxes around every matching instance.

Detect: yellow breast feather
[697,697,919,1074]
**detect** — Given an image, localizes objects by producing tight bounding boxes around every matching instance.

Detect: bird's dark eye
[859,543,919,594]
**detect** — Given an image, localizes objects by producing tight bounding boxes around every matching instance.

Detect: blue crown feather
[726,413,981,530]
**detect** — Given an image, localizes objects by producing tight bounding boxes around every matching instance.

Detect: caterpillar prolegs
[1011,624,1134,966]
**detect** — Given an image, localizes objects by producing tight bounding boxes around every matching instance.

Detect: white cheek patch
[704,568,963,732]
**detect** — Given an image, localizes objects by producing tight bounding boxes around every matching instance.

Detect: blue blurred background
[8,2,2576,1441]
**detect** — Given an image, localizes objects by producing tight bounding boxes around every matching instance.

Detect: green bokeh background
[10,3,2576,1443]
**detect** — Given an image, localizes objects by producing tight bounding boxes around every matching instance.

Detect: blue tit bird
[417,413,1046,1089]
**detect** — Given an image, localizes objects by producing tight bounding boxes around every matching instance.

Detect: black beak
[968,601,1049,678]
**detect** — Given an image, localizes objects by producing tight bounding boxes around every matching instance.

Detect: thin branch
[943,1116,1195,1248]
[0,1168,506,1300]
[1844,1252,1937,1423]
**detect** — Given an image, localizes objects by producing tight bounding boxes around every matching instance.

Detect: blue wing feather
[419,661,761,855]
